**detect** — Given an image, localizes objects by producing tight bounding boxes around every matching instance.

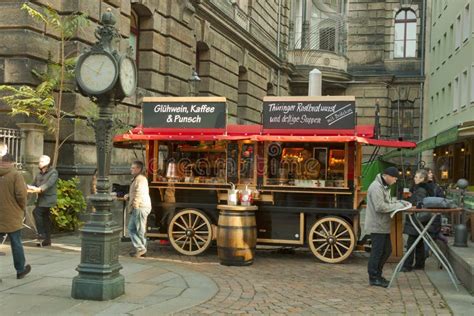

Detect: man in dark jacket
[365,166,408,288]
[401,169,433,272]
[29,155,58,247]
[0,154,31,279]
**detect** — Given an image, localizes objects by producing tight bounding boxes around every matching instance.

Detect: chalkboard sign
[142,97,226,129]
[262,96,356,131]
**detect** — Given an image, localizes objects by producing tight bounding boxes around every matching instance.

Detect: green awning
[435,126,458,147]
[413,136,436,154]
[381,148,413,160]
[381,125,459,161]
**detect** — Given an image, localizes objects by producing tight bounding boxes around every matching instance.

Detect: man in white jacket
[125,160,152,258]
[366,166,407,288]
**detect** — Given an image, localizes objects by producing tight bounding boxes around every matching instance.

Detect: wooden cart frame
[114,123,415,263]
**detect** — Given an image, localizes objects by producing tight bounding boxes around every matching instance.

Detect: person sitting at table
[401,169,434,272]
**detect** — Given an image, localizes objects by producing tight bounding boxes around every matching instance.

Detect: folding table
[388,207,462,290]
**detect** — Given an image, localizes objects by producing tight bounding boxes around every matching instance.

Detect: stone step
[447,240,474,295]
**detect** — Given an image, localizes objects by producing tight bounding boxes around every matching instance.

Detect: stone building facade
[0,0,291,189]
[346,0,425,163]
[287,0,426,164]
[0,0,427,188]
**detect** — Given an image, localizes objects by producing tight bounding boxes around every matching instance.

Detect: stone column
[17,123,45,179]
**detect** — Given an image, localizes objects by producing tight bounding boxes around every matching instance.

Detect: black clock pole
[71,9,127,301]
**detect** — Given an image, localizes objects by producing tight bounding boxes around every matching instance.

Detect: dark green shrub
[51,177,86,231]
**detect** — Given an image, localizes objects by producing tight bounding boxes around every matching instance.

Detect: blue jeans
[128,207,151,251]
[2,229,26,273]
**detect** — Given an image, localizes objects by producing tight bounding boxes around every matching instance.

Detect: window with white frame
[463,4,470,42]
[394,9,417,58]
[455,14,462,49]
[454,76,460,111]
[462,70,468,107]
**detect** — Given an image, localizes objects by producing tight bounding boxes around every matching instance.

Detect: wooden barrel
[217,210,257,266]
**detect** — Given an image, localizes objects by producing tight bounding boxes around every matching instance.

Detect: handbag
[422,197,458,209]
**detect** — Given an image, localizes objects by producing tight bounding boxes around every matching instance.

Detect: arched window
[130,10,139,64]
[394,9,417,58]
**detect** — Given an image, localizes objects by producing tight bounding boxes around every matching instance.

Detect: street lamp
[188,69,201,96]
[72,8,137,300]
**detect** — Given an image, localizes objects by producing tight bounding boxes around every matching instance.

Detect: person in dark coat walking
[401,169,433,272]
[29,155,58,247]
[0,154,31,279]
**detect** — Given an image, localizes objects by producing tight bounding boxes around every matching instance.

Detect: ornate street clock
[76,50,119,96]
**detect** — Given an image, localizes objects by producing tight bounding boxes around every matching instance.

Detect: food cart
[114,96,416,263]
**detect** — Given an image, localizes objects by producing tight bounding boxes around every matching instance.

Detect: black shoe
[413,265,425,270]
[17,264,31,279]
[37,240,51,247]
[400,266,412,272]
[369,278,389,288]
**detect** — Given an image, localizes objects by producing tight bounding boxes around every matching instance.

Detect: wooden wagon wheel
[308,216,355,263]
[168,209,213,255]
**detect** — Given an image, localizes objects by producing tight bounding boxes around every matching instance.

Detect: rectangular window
[441,88,446,113]
[390,101,417,140]
[471,64,474,103]
[454,76,460,111]
[456,14,462,49]
[447,82,452,115]
[463,4,470,42]
[437,39,441,67]
[449,24,454,56]
[436,93,440,118]
[443,32,447,62]
[430,96,434,123]
[462,69,468,107]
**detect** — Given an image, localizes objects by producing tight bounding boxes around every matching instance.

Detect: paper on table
[390,201,413,218]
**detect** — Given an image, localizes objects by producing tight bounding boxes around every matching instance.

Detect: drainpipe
[277,0,282,95]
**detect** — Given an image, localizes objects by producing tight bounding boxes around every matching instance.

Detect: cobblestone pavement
[125,241,452,315]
